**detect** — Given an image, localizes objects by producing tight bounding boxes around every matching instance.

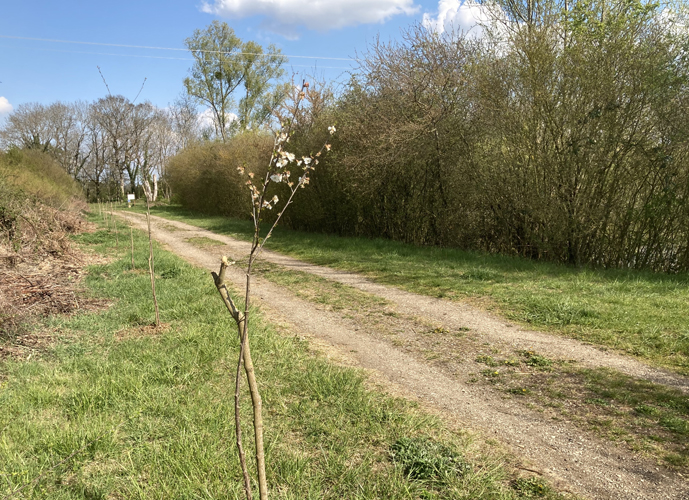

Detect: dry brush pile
[0,148,94,354]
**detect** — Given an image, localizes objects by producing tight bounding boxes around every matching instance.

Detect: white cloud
[197,107,238,131]
[422,0,497,38]
[201,0,419,38]
[0,97,12,115]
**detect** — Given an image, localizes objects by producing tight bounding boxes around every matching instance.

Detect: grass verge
[0,214,571,499]
[122,203,689,375]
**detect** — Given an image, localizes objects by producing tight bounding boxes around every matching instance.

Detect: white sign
[127,194,136,201]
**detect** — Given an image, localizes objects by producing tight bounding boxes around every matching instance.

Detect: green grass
[209,232,689,468]
[123,204,689,374]
[0,215,571,499]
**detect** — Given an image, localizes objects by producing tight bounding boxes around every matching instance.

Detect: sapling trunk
[242,258,267,499]
[145,197,160,326]
[211,81,334,500]
[213,258,253,500]
[130,224,135,270]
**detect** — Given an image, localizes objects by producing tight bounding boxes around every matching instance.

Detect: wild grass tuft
[391,437,471,483]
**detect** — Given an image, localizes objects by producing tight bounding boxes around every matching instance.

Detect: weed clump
[476,354,499,366]
[390,436,470,483]
[520,350,553,369]
[512,476,551,497]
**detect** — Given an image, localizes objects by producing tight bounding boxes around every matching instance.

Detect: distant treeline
[0,96,201,202]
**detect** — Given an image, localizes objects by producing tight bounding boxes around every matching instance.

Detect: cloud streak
[201,0,419,38]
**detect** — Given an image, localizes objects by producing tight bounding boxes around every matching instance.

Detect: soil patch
[114,322,172,341]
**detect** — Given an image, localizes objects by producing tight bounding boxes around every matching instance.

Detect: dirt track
[117,211,689,500]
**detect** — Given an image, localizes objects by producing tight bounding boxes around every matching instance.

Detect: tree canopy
[183,21,286,141]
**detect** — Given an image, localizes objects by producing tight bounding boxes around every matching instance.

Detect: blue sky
[0,0,483,119]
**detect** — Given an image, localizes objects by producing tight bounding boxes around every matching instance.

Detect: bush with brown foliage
[167,133,273,218]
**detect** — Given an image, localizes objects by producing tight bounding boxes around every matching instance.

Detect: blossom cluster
[235,81,335,215]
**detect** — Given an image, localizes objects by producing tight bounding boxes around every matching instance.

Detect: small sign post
[127,193,136,208]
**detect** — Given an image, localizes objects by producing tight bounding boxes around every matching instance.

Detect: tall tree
[169,93,200,150]
[183,21,286,141]
[236,41,286,131]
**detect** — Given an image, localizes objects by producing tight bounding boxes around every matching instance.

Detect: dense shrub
[286,0,689,272]
[167,133,272,218]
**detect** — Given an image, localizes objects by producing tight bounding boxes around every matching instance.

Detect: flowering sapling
[212,80,335,500]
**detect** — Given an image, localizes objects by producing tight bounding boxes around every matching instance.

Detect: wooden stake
[130,224,135,270]
[145,197,160,326]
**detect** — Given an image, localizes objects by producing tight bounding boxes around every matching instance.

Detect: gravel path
[117,211,689,500]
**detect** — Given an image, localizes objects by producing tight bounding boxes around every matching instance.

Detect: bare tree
[169,93,201,150]
[0,103,55,152]
[83,106,110,200]
[48,101,91,181]
[92,95,135,199]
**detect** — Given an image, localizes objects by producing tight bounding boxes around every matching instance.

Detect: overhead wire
[0,44,352,69]
[0,35,357,62]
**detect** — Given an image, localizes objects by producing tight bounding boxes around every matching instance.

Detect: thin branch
[97,66,111,95]
[234,322,252,500]
[132,77,148,103]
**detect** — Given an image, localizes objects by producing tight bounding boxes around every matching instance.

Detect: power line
[0,44,193,61]
[0,35,357,62]
[0,44,352,69]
